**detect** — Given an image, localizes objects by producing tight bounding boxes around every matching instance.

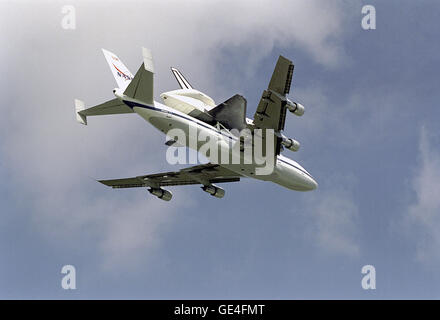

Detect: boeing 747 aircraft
[75,48,317,201]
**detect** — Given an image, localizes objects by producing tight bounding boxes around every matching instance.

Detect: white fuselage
[118,93,317,191]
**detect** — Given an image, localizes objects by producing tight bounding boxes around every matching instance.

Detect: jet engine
[201,185,225,198]
[286,99,305,116]
[148,188,173,201]
[281,136,300,152]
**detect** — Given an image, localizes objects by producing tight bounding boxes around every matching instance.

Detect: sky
[0,0,440,299]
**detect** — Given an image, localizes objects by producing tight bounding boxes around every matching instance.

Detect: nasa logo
[112,64,131,81]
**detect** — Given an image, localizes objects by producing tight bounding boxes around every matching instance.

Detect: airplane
[75,48,318,201]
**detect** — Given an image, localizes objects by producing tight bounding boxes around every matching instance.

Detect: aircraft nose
[303,175,318,191]
[309,177,318,190]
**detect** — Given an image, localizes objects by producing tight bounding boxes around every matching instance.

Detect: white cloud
[0,0,353,270]
[63,0,352,97]
[299,182,360,257]
[195,0,350,67]
[406,127,440,264]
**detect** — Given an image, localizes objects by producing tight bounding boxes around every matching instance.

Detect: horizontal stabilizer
[74,98,133,125]
[123,48,154,105]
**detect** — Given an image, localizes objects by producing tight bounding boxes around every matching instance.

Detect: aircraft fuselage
[120,95,318,192]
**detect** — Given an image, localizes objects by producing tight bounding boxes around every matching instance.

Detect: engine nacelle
[286,99,305,116]
[281,137,300,152]
[201,185,225,198]
[148,188,173,201]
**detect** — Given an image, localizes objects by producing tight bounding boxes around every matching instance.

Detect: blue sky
[1,0,440,299]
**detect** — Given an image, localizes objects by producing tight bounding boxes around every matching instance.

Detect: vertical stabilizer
[171,67,193,89]
[102,49,134,91]
[122,48,155,105]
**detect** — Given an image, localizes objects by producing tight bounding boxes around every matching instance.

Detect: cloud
[196,0,350,67]
[298,179,360,257]
[61,0,352,97]
[406,127,440,264]
[0,0,353,270]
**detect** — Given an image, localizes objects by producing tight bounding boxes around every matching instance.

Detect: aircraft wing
[253,55,294,132]
[252,55,294,155]
[98,163,241,189]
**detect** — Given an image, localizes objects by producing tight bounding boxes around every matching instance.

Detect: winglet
[74,99,87,125]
